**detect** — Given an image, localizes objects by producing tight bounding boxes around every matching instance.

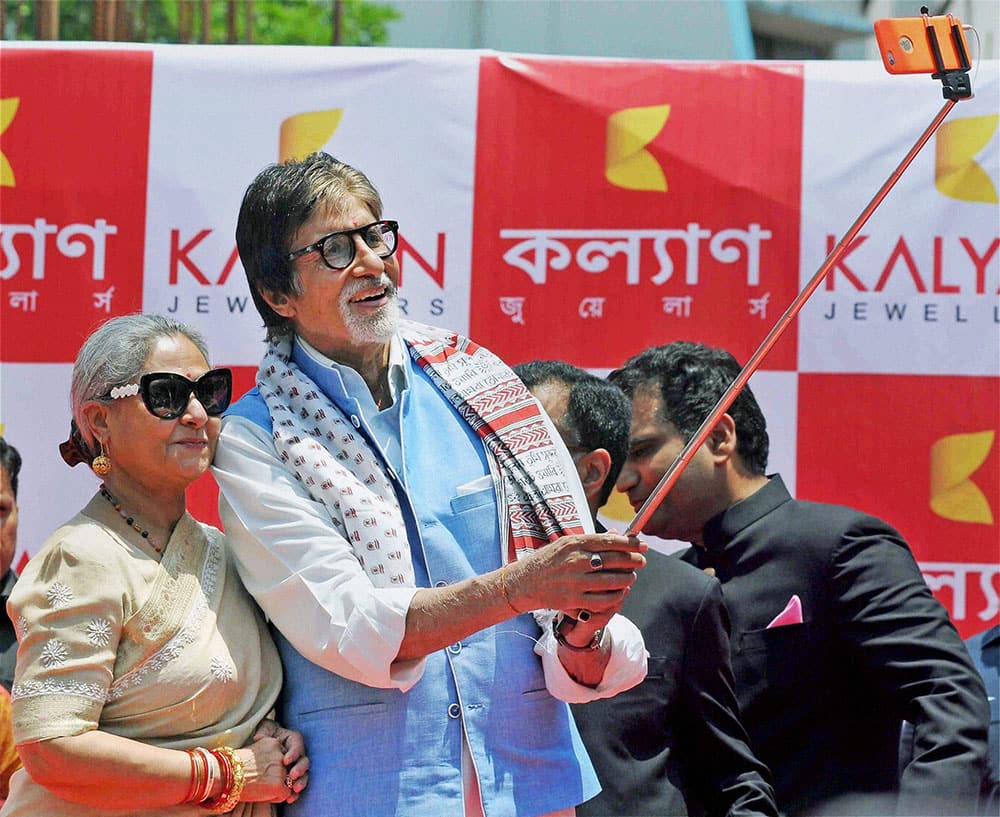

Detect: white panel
[798,61,999,375]
[0,363,96,560]
[751,369,798,496]
[143,45,482,366]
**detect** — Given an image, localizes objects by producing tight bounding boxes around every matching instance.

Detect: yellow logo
[1,97,20,188]
[930,430,995,524]
[934,115,998,204]
[279,109,343,163]
[599,488,634,523]
[605,104,670,192]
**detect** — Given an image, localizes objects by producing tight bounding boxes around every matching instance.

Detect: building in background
[4,0,996,62]
[384,0,997,61]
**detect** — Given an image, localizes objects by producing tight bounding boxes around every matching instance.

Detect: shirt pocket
[631,656,678,710]
[644,655,669,680]
[448,483,498,548]
[736,622,812,693]
[297,701,389,719]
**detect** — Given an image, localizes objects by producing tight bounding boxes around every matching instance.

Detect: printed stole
[257,322,585,590]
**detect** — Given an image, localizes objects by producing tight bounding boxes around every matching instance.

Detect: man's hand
[505,532,646,617]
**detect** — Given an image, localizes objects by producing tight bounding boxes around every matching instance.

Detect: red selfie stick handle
[625,98,958,536]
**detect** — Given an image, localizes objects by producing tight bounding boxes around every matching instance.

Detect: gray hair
[236,152,384,341]
[71,314,210,455]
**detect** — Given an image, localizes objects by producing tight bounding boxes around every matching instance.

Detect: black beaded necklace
[99,484,163,554]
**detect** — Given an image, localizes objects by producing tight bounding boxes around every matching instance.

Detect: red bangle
[184,750,199,804]
[192,747,216,804]
[185,748,213,804]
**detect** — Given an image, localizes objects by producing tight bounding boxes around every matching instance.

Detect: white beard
[340,275,400,345]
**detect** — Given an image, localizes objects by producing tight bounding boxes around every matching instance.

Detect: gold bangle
[499,563,521,614]
[203,747,246,814]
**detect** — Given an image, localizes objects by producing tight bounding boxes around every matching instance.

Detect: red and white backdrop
[1,44,997,637]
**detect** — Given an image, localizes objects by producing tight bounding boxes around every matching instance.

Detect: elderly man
[516,360,778,817]
[610,341,989,816]
[213,152,647,817]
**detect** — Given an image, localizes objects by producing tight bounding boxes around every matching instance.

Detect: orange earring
[91,440,111,476]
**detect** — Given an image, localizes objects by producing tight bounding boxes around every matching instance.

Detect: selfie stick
[625,24,972,537]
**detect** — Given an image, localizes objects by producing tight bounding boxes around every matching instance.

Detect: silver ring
[577,610,592,622]
[589,553,604,570]
[285,775,294,790]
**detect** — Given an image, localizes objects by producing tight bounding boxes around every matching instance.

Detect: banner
[1,43,997,636]
[471,57,802,371]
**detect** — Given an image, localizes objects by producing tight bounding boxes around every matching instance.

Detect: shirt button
[386,466,399,481]
[434,580,448,588]
[447,703,461,719]
[350,415,361,428]
[447,642,462,655]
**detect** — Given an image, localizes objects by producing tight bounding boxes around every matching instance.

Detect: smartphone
[874,15,971,74]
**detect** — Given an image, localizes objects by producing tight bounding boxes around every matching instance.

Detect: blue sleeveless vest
[228,342,598,817]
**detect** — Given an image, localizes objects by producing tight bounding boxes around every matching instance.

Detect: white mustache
[342,274,396,302]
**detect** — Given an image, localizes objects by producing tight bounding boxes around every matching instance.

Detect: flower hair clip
[109,383,140,399]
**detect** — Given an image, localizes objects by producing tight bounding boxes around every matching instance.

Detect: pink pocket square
[766,594,803,628]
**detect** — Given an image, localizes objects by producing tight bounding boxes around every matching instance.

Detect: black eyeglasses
[105,369,233,420]
[286,220,399,270]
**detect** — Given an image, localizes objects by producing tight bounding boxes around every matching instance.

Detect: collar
[295,333,410,407]
[701,474,791,550]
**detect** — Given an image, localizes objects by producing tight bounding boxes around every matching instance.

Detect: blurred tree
[1,0,400,45]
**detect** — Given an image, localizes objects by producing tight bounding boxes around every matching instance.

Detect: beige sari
[1,495,283,816]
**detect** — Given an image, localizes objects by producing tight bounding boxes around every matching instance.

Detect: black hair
[514,360,632,506]
[0,437,22,498]
[609,342,769,476]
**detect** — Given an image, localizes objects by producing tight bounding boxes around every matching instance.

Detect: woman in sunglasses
[1,314,308,816]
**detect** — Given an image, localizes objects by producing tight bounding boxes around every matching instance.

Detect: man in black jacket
[515,360,777,817]
[610,342,989,816]
[0,436,21,692]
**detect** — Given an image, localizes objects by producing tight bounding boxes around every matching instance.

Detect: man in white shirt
[213,152,648,817]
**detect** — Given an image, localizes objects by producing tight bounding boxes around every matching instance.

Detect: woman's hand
[250,719,310,803]
[233,736,287,804]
